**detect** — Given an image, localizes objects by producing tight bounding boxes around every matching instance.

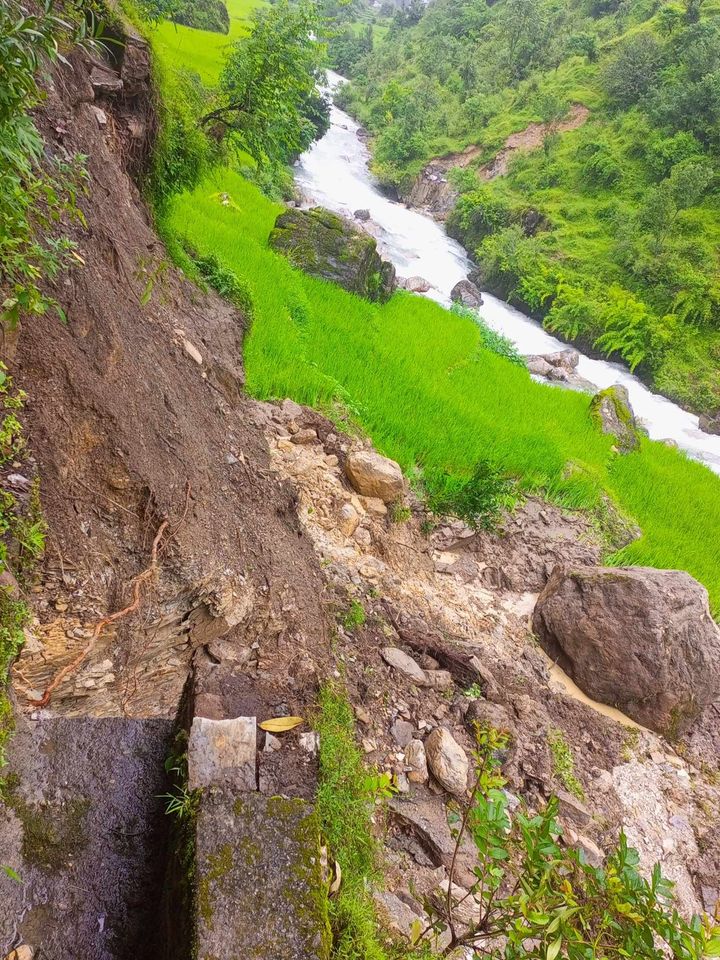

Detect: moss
[5,790,90,870]
[198,842,234,929]
[547,727,585,801]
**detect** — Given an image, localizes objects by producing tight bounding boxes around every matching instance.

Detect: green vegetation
[314,682,393,960]
[547,727,586,801]
[428,726,720,957]
[164,168,720,614]
[339,599,366,631]
[341,0,720,413]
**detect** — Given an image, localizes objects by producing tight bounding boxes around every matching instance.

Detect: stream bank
[294,74,720,475]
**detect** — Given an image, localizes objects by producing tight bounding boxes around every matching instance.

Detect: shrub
[426,460,514,530]
[423,726,720,958]
[451,304,526,367]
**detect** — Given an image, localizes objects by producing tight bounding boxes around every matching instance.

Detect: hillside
[340,0,720,415]
[2,2,720,958]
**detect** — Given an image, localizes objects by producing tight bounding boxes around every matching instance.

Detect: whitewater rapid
[294,73,720,474]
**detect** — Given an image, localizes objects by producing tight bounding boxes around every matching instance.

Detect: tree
[200,1,329,166]
[602,33,665,107]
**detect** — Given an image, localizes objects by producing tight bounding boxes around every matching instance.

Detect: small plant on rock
[547,726,585,801]
[339,599,366,631]
[419,725,720,958]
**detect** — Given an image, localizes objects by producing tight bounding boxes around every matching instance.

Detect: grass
[547,727,585,802]
[147,0,265,85]
[164,166,720,615]
[314,683,394,960]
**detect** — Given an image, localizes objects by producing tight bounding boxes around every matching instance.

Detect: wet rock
[450,278,484,309]
[269,207,396,302]
[533,565,720,736]
[382,647,427,685]
[425,728,469,796]
[402,276,432,293]
[354,209,371,221]
[699,412,720,436]
[527,356,554,377]
[188,716,257,791]
[590,385,640,452]
[405,739,428,783]
[545,348,580,371]
[346,450,404,503]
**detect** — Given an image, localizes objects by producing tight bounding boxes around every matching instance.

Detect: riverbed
[295,74,720,474]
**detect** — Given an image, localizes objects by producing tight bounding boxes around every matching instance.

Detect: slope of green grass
[149,0,265,84]
[166,167,720,614]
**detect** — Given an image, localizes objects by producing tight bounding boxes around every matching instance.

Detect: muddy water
[295,72,720,475]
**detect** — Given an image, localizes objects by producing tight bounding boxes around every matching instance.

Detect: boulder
[589,385,640,452]
[404,739,429,783]
[269,207,396,302]
[402,276,432,293]
[450,278,484,309]
[545,348,579,371]
[425,727,469,796]
[532,565,720,736]
[699,412,720,436]
[382,647,427,685]
[345,450,404,503]
[526,356,554,377]
[354,209,371,221]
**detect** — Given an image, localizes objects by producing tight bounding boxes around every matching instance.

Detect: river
[295,74,720,474]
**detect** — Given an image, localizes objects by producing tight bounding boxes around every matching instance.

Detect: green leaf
[546,936,562,960]
[2,865,21,883]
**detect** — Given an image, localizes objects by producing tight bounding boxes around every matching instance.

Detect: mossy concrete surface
[0,715,173,959]
[195,788,331,960]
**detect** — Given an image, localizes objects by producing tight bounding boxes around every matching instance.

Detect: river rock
[425,727,469,796]
[402,276,432,293]
[269,206,396,302]
[532,565,720,736]
[450,278,484,309]
[354,208,371,221]
[527,356,554,377]
[545,348,580,371]
[699,412,720,436]
[590,385,640,452]
[345,449,405,502]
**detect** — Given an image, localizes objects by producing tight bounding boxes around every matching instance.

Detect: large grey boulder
[269,207,396,302]
[590,385,640,452]
[450,278,484,309]
[533,565,720,736]
[346,449,405,503]
[425,727,469,796]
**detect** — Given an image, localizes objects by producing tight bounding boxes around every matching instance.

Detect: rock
[391,719,415,747]
[298,731,320,755]
[269,207,396,302]
[532,565,720,736]
[548,366,569,382]
[91,105,108,128]
[373,890,423,941]
[264,732,281,753]
[361,496,387,516]
[465,699,516,736]
[345,450,404,503]
[405,739,428,783]
[425,728,469,796]
[402,276,432,293]
[281,398,304,419]
[291,428,318,444]
[354,208,371,221]
[564,826,604,867]
[437,878,480,927]
[188,715,257,791]
[382,647,427,685]
[555,788,592,828]
[589,385,640,452]
[699,412,720,435]
[90,66,123,95]
[545,348,580,371]
[450,278,484,309]
[183,339,203,366]
[5,946,34,960]
[338,503,360,537]
[423,669,453,692]
[526,356,554,377]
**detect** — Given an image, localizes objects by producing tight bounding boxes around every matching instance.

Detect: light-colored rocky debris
[425,727,469,796]
[345,449,405,503]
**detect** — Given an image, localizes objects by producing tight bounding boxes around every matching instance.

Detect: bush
[451,304,526,367]
[426,460,514,530]
[193,251,255,320]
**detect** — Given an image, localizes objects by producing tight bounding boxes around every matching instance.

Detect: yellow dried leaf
[259,716,304,732]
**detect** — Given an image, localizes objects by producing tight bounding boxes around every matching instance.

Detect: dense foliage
[0,0,87,330]
[341,0,720,413]
[426,726,720,958]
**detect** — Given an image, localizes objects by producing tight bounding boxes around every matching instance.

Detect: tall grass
[166,168,720,614]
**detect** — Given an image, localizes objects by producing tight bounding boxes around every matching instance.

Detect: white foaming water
[295,72,720,474]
